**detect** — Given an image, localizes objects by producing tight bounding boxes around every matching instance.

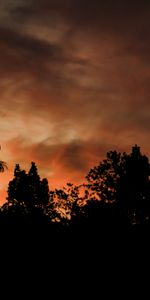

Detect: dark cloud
[10,0,150,33]
[8,0,150,64]
[0,26,68,77]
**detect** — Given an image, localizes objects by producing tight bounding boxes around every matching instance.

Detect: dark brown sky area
[1,0,150,202]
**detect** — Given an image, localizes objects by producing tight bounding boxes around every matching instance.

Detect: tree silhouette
[86,145,150,225]
[119,145,150,224]
[86,150,128,202]
[27,162,41,206]
[1,144,150,231]
[4,162,51,226]
[49,183,86,226]
[7,162,50,208]
[0,154,8,224]
[0,160,7,172]
[40,178,49,206]
[0,153,8,203]
[7,164,28,205]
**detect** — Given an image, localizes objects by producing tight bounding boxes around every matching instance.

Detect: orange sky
[1,0,150,205]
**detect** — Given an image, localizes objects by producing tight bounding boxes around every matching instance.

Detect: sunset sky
[1,0,150,204]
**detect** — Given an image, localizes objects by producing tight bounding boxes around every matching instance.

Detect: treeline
[0,145,150,234]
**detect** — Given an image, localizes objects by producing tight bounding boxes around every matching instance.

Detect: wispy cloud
[1,0,150,203]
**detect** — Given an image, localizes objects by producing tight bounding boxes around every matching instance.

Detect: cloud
[1,1,150,203]
[10,1,150,36]
[3,136,107,193]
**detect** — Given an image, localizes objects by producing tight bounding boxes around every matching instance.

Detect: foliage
[7,162,50,207]
[86,150,128,202]
[0,145,150,230]
[49,183,88,225]
[86,145,150,224]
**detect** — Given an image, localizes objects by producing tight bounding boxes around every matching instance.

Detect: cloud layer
[1,0,150,203]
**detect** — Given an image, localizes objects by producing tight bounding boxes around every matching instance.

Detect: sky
[1,0,150,204]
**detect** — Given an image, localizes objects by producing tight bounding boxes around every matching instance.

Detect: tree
[7,162,50,208]
[119,145,150,224]
[48,183,85,225]
[0,153,8,201]
[40,178,49,206]
[0,155,7,216]
[0,160,7,173]
[5,162,52,226]
[27,162,50,207]
[27,162,41,206]
[86,145,150,225]
[86,150,128,203]
[7,164,29,205]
